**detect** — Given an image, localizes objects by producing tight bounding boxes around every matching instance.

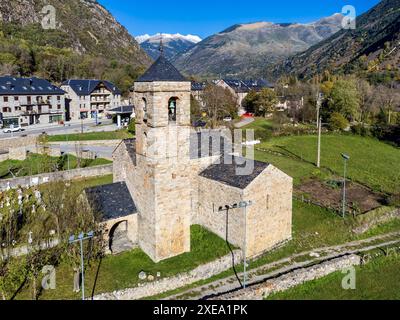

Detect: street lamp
[68,231,95,301]
[218,200,253,289]
[341,153,350,218]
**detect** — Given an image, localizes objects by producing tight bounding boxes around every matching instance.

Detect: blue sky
[98,0,381,39]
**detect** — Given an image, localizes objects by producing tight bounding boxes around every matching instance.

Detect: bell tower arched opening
[168,97,178,123]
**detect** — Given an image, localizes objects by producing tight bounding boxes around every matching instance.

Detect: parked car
[223,117,233,122]
[3,125,24,133]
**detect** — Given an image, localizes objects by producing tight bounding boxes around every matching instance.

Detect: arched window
[142,98,148,123]
[168,97,177,122]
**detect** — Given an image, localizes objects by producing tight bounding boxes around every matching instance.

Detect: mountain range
[0,0,151,91]
[271,0,400,80]
[172,14,344,79]
[136,33,202,60]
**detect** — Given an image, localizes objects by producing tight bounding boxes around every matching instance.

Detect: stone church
[85,54,293,263]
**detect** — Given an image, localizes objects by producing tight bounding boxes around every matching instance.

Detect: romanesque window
[142,98,148,123]
[168,97,177,122]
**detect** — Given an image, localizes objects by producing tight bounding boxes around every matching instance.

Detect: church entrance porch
[108,220,135,255]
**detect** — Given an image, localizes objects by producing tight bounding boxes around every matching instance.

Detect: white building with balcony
[0,76,66,127]
[61,80,122,121]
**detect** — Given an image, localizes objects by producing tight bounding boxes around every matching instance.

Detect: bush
[254,129,272,141]
[351,124,371,137]
[328,112,349,131]
[128,120,136,135]
[386,194,400,207]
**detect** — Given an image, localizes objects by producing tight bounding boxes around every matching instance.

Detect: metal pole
[342,160,347,218]
[317,117,322,168]
[243,204,247,289]
[80,238,85,301]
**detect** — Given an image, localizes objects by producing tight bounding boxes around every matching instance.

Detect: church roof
[137,55,187,82]
[199,157,270,189]
[85,182,137,221]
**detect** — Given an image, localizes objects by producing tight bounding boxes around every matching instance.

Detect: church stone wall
[196,164,293,258]
[243,165,293,257]
[197,177,245,248]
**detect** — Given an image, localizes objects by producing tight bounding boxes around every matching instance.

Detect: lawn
[15,225,231,300]
[47,130,134,142]
[267,255,400,300]
[147,201,400,299]
[0,153,112,179]
[242,117,273,131]
[256,134,400,194]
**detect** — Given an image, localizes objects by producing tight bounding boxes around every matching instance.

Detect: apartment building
[61,80,122,121]
[0,76,65,127]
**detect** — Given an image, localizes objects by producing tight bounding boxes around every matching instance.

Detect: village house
[85,54,293,263]
[61,80,122,121]
[215,79,274,115]
[0,76,65,128]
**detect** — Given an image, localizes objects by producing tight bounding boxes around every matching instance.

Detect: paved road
[234,117,255,128]
[0,119,117,139]
[59,145,114,160]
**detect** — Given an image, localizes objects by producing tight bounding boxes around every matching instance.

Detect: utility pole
[316,92,323,168]
[218,200,253,289]
[341,154,350,219]
[317,117,322,168]
[68,231,94,301]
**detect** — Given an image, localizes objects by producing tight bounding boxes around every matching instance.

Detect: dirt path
[165,231,400,300]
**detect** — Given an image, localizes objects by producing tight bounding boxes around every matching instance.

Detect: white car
[3,125,24,133]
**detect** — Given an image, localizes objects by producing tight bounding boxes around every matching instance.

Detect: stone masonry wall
[93,250,242,300]
[0,164,113,191]
[196,177,245,248]
[212,254,361,300]
[0,136,37,151]
[196,164,293,258]
[101,214,138,254]
[244,165,293,257]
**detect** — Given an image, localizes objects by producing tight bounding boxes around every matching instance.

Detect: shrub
[128,119,136,135]
[386,194,400,207]
[328,112,349,131]
[351,124,371,137]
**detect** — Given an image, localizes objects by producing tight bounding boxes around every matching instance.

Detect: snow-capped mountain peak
[136,33,202,44]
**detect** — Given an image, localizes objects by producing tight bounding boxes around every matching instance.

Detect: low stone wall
[93,250,243,300]
[0,164,113,191]
[212,254,361,300]
[353,208,400,234]
[0,136,37,150]
[48,140,121,147]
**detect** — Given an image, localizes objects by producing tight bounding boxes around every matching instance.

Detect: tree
[328,78,360,121]
[190,94,203,123]
[253,88,278,117]
[357,80,375,124]
[201,84,238,129]
[328,112,349,131]
[242,90,258,114]
[373,85,400,125]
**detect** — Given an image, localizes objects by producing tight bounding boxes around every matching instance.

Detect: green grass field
[0,154,112,179]
[255,134,400,194]
[47,130,133,142]
[15,225,231,300]
[267,255,400,300]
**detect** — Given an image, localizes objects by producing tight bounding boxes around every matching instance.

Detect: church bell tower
[133,47,192,262]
